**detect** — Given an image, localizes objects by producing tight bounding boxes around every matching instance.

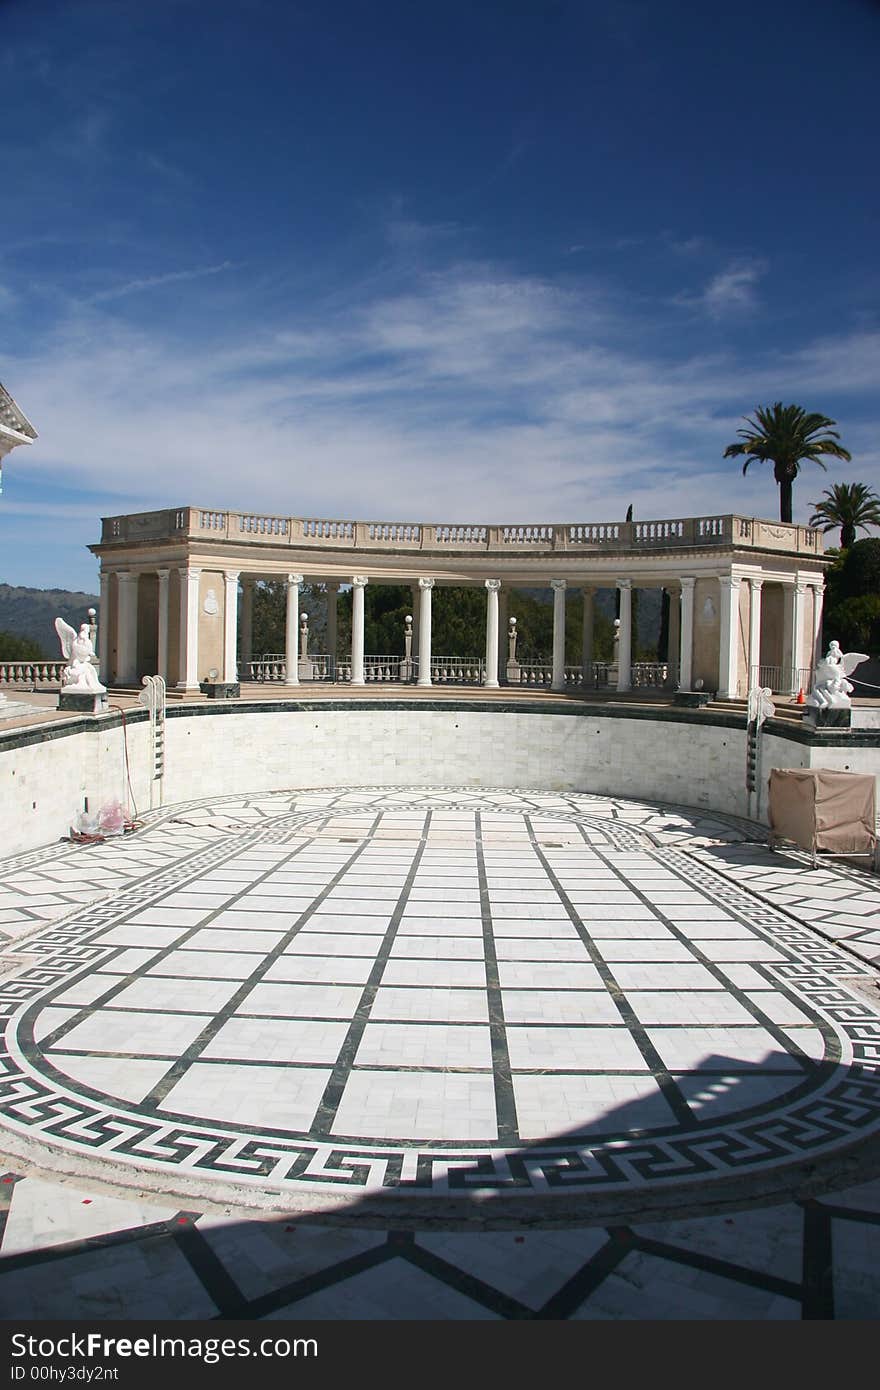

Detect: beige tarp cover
[768,768,876,856]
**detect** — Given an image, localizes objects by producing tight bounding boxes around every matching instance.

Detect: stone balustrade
[99,508,823,558]
[0,661,67,687]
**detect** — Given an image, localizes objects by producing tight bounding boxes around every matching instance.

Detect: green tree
[809,482,880,550]
[723,402,851,523]
[0,630,44,661]
[821,537,880,655]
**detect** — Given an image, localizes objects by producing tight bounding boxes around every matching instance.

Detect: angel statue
[805,642,867,710]
[54,618,106,693]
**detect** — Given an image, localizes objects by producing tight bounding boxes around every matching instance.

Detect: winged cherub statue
[54,618,106,693]
[805,642,867,710]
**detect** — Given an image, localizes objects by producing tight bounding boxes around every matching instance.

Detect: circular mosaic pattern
[2,788,879,1221]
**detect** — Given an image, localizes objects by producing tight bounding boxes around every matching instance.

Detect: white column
[223,570,240,684]
[326,582,339,669]
[582,588,595,685]
[177,566,201,690]
[791,580,807,693]
[484,580,501,688]
[285,573,302,686]
[747,577,763,690]
[98,570,111,685]
[616,579,632,692]
[239,577,255,679]
[811,582,824,669]
[717,574,742,698]
[156,569,170,681]
[550,579,567,690]
[679,577,696,690]
[351,576,368,685]
[417,578,434,687]
[665,586,680,687]
[116,571,139,685]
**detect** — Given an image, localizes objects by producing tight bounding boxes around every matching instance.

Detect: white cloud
[2,257,878,591]
[699,260,766,318]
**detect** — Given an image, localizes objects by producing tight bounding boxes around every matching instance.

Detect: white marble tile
[645,1026,803,1071]
[370,985,489,1023]
[354,1022,493,1068]
[202,1016,348,1063]
[506,1025,649,1071]
[331,1070,497,1140]
[161,1061,331,1128]
[513,1073,673,1139]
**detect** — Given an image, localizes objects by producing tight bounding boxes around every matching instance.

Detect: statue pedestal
[59,691,108,714]
[298,659,315,681]
[200,682,240,700]
[803,706,851,729]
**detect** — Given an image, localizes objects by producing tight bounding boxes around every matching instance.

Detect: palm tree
[809,482,880,549]
[723,402,851,523]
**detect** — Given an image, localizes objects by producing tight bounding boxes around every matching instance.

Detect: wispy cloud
[91,261,236,303]
[698,260,766,318]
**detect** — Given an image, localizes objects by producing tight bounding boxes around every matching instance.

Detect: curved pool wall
[3,698,880,856]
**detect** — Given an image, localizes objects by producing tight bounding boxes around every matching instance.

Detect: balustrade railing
[102,508,820,557]
[0,660,66,687]
[750,665,813,695]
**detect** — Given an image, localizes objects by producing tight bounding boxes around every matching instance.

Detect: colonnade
[100,565,823,699]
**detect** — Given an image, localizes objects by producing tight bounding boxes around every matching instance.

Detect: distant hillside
[0,584,100,659]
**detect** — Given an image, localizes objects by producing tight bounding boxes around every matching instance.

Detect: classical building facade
[0,382,37,483]
[89,506,826,698]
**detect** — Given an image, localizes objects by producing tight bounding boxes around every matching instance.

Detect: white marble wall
[2,707,879,856]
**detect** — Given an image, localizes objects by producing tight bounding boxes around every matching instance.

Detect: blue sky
[1,0,878,592]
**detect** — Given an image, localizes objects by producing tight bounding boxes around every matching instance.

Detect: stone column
[616,579,632,692]
[747,577,763,690]
[551,579,567,690]
[679,577,696,690]
[417,578,434,687]
[811,582,824,669]
[781,582,795,692]
[177,566,201,691]
[326,582,339,670]
[581,587,595,685]
[156,569,170,681]
[98,570,111,685]
[410,582,420,652]
[717,575,742,698]
[351,576,368,685]
[116,571,139,685]
[791,580,807,694]
[285,574,302,686]
[239,577,255,680]
[223,570,240,684]
[484,580,501,688]
[666,586,680,687]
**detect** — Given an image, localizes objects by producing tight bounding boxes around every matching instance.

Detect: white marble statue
[805,642,867,710]
[54,618,107,693]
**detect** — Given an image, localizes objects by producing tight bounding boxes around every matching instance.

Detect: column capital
[224,569,240,585]
[178,566,201,580]
[325,580,340,592]
[616,577,632,591]
[352,575,369,588]
[680,576,697,591]
[155,568,170,581]
[418,577,435,590]
[286,572,304,587]
[795,581,808,596]
[117,569,138,584]
[485,578,501,592]
[550,578,567,592]
[719,574,741,591]
[748,575,764,591]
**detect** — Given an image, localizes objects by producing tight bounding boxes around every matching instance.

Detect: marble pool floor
[1,787,879,1321]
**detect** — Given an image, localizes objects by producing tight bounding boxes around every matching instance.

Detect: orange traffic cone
[796,688,805,704]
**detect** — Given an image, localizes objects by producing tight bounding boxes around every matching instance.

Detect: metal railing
[750,665,813,695]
